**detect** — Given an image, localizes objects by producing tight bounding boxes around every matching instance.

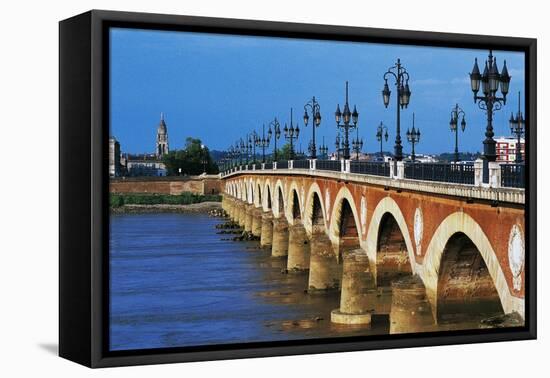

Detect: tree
[273,143,293,161]
[162,137,219,175]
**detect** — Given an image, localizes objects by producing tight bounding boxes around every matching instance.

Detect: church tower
[156,112,169,158]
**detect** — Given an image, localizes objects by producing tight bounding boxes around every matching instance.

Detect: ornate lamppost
[406,113,420,161]
[509,91,525,163]
[283,107,300,160]
[319,136,328,159]
[469,50,511,181]
[382,58,411,161]
[376,121,389,159]
[335,133,342,160]
[249,132,258,164]
[255,124,271,163]
[303,96,322,159]
[335,81,359,160]
[269,117,281,162]
[238,138,245,165]
[449,104,467,163]
[351,126,363,160]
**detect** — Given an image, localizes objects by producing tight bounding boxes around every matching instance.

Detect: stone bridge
[220,164,525,331]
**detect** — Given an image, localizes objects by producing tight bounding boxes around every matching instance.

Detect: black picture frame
[59,9,537,368]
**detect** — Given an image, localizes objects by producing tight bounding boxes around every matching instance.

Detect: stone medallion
[413,207,423,256]
[360,195,367,235]
[508,224,525,291]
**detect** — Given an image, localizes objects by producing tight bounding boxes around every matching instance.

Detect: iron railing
[277,160,289,169]
[350,161,390,177]
[293,160,310,169]
[316,160,341,172]
[501,164,525,188]
[404,162,475,184]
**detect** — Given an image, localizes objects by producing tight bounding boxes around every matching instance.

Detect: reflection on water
[109,212,512,352]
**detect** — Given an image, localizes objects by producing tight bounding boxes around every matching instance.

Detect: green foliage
[110,192,221,207]
[162,137,219,176]
[274,143,294,161]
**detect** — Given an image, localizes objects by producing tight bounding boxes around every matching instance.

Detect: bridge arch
[329,187,363,247]
[420,211,524,318]
[286,181,303,225]
[254,179,263,207]
[303,182,328,234]
[365,196,416,282]
[262,179,273,212]
[273,179,286,219]
[248,179,254,204]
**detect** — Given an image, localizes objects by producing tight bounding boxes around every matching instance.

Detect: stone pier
[260,212,273,247]
[236,201,246,226]
[390,275,435,334]
[271,217,289,257]
[308,232,341,291]
[244,204,254,232]
[331,249,376,325]
[287,222,310,271]
[251,207,263,237]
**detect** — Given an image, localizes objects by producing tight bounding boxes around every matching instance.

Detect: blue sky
[110,28,525,155]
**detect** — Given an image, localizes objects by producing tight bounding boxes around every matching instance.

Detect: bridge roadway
[220,164,525,331]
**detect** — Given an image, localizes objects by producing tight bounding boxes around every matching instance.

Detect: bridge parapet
[221,160,524,205]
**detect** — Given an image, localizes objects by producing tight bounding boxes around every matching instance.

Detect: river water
[109,213,389,351]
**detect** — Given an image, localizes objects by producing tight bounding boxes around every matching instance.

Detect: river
[109,212,388,351]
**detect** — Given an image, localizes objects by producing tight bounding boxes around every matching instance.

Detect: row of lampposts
[224,50,523,170]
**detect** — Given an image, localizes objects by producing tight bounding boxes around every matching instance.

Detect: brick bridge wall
[110,176,222,195]
[223,173,525,316]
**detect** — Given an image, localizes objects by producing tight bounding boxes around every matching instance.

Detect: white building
[495,136,525,163]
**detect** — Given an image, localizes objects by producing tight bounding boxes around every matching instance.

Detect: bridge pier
[331,248,376,325]
[390,275,435,334]
[260,212,273,247]
[287,222,310,271]
[308,232,341,292]
[244,204,254,232]
[235,200,245,226]
[271,217,289,257]
[251,207,263,237]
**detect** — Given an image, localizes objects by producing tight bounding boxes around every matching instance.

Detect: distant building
[410,154,438,163]
[156,112,169,158]
[124,153,167,177]
[109,137,122,177]
[112,113,170,177]
[496,136,525,163]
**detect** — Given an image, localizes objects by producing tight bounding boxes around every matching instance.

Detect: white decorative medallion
[508,224,525,291]
[325,188,331,221]
[413,208,423,256]
[360,195,367,235]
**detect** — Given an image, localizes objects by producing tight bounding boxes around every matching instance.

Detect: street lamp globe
[470,58,481,94]
[352,105,359,125]
[314,110,321,126]
[335,104,342,124]
[382,80,391,108]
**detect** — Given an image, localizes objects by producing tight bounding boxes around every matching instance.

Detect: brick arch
[262,178,273,212]
[286,180,303,225]
[303,182,328,235]
[247,179,254,204]
[272,179,286,219]
[420,211,524,318]
[254,178,263,207]
[365,196,416,282]
[328,186,362,243]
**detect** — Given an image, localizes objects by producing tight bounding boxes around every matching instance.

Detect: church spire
[156,112,169,158]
